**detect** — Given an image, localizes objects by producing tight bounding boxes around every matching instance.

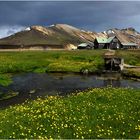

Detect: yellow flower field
[0,87,139,139]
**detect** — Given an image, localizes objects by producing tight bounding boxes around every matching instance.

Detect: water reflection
[103,79,121,87]
[0,73,139,108]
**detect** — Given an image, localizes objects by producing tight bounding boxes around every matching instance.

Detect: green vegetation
[123,68,140,78]
[116,50,140,66]
[0,74,12,86]
[116,50,140,77]
[0,87,139,139]
[0,50,139,138]
[0,91,19,101]
[0,50,105,86]
[0,50,139,74]
[0,50,105,74]
[0,49,139,86]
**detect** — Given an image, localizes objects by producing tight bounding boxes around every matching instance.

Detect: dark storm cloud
[0,1,140,38]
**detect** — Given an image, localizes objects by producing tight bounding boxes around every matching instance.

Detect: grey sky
[0,1,140,38]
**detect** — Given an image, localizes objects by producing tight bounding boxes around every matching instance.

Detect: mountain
[104,27,140,45]
[0,24,105,49]
[0,24,139,49]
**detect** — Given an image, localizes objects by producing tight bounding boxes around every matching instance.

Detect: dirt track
[0,48,66,52]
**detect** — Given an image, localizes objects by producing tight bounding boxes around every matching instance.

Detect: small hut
[121,43,138,49]
[77,43,94,49]
[104,51,124,72]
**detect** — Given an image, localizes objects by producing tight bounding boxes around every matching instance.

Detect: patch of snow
[103,31,107,35]
[107,30,112,34]
[134,31,139,35]
[107,29,115,34]
[81,30,86,32]
[87,31,92,33]
[61,24,79,31]
[112,30,115,34]
[25,27,30,31]
[49,24,55,27]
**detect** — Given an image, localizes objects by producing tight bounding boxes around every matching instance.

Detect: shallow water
[0,73,140,108]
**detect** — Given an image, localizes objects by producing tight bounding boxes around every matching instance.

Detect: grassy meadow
[116,50,140,78]
[0,50,105,74]
[0,50,139,74]
[0,50,140,139]
[116,50,140,66]
[0,87,139,139]
[0,49,139,85]
[0,50,105,86]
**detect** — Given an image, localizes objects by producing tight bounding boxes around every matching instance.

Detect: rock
[81,69,89,74]
[29,89,36,94]
[65,44,77,50]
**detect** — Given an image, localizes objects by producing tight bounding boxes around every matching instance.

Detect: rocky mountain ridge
[0,24,139,49]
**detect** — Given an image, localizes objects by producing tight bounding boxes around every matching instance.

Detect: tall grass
[0,50,105,74]
[0,50,139,74]
[116,50,140,66]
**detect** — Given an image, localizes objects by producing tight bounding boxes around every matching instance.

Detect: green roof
[96,37,108,43]
[122,43,138,46]
[96,36,115,44]
[78,43,88,47]
[95,36,138,46]
[106,36,115,43]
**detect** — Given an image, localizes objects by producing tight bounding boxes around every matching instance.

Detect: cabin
[108,36,138,49]
[121,43,138,49]
[107,36,121,49]
[77,43,94,49]
[94,36,138,49]
[94,37,108,49]
[94,36,120,49]
[94,36,121,49]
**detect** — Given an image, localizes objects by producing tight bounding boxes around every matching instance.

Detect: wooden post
[111,59,113,72]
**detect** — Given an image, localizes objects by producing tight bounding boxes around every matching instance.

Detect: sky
[0,1,140,38]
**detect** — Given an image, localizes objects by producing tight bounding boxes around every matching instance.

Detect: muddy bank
[122,68,140,80]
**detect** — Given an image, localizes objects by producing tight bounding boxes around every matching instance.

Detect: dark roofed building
[94,36,138,49]
[94,37,108,49]
[121,43,138,49]
[107,36,121,49]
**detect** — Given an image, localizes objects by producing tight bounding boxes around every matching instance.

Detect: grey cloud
[0,1,140,38]
[0,25,25,38]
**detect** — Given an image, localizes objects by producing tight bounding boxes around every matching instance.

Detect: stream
[0,72,140,108]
